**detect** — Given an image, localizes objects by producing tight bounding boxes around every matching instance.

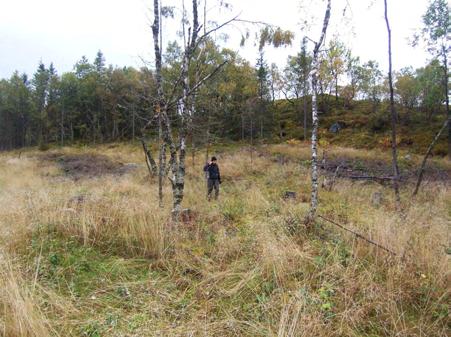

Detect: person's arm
[218,166,221,183]
[203,163,210,172]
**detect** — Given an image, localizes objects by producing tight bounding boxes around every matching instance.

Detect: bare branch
[167,60,228,110]
[413,118,449,196]
[318,215,397,256]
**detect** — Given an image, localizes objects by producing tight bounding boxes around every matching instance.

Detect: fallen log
[347,175,394,181]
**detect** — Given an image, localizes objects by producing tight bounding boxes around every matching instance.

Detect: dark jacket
[204,163,221,182]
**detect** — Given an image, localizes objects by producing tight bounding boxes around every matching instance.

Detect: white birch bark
[151,0,166,207]
[307,0,332,223]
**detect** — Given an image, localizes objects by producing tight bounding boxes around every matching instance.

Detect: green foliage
[420,0,450,54]
[415,60,446,116]
[395,67,421,108]
[80,322,102,337]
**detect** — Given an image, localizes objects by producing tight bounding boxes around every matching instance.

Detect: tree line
[0,2,448,153]
[0,46,446,152]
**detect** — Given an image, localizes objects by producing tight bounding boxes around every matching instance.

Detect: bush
[368,113,390,132]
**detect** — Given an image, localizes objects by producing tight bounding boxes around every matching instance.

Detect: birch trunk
[443,48,450,160]
[303,94,308,141]
[151,0,165,207]
[307,0,331,224]
[170,0,200,217]
[158,114,165,207]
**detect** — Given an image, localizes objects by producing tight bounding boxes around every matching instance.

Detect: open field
[0,143,450,337]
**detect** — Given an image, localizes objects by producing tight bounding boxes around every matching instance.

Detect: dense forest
[0,39,447,151]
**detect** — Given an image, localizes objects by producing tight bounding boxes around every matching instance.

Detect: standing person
[204,156,221,201]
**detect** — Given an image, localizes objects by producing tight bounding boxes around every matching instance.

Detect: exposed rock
[329,122,342,134]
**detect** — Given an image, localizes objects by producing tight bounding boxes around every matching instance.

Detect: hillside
[275,96,449,156]
[0,143,449,336]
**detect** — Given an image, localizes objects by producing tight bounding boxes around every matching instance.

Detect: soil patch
[40,152,137,180]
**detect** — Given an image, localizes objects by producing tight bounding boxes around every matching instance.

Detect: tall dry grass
[0,252,53,337]
[0,143,449,336]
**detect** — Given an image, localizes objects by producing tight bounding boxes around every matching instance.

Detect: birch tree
[306,0,332,224]
[150,0,234,217]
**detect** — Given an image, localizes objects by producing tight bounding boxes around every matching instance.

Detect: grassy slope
[0,143,449,336]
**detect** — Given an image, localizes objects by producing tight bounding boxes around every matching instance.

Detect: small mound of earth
[40,152,137,179]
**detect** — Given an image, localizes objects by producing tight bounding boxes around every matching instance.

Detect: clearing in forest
[0,143,449,337]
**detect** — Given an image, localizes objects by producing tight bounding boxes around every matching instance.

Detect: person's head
[211,156,217,163]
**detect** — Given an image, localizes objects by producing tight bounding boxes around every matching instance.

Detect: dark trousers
[207,179,220,200]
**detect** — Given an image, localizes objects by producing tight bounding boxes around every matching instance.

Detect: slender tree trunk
[443,48,450,160]
[141,139,158,176]
[250,118,254,165]
[335,75,339,101]
[384,0,401,208]
[205,119,210,163]
[306,0,332,224]
[170,0,200,216]
[303,94,308,140]
[152,0,165,208]
[158,130,166,207]
[413,119,448,196]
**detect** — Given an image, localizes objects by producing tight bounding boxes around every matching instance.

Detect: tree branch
[318,214,397,256]
[167,60,228,110]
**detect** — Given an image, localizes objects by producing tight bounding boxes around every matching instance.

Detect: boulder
[329,122,342,134]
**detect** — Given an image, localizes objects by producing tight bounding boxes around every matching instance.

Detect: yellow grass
[0,143,449,336]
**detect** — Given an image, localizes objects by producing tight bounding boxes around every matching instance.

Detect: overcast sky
[0,0,432,79]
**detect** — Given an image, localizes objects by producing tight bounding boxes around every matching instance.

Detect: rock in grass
[283,191,297,200]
